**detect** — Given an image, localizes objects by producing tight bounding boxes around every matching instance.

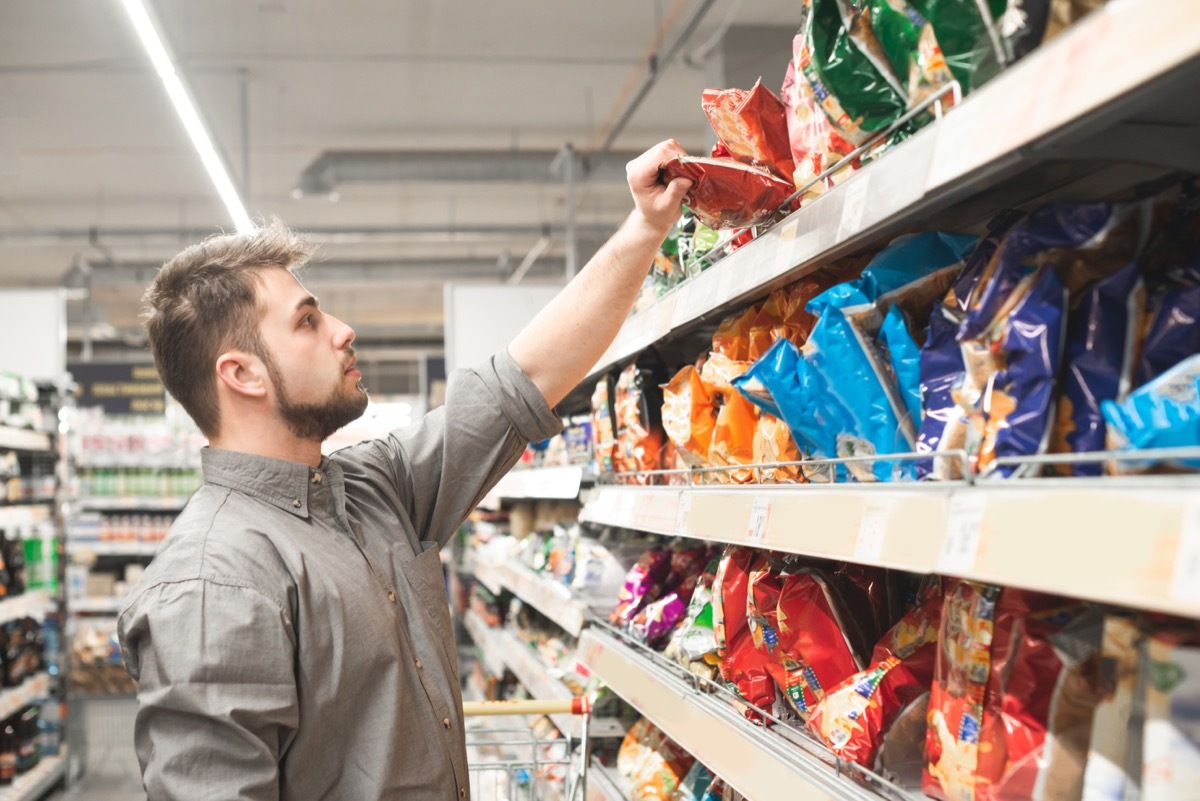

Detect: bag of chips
[809,576,942,772]
[592,375,618,475]
[663,157,795,230]
[1050,263,1144,476]
[662,364,719,469]
[866,0,956,107]
[713,547,781,722]
[781,30,859,202]
[1080,616,1144,801]
[907,0,1006,94]
[615,362,666,477]
[701,80,796,184]
[664,557,721,679]
[1102,353,1200,472]
[631,729,696,800]
[610,547,673,627]
[708,392,760,485]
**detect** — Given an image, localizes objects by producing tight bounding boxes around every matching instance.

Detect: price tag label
[1170,497,1200,606]
[773,220,800,273]
[938,493,986,574]
[674,493,692,536]
[616,492,636,526]
[836,174,871,241]
[855,498,890,563]
[746,496,771,546]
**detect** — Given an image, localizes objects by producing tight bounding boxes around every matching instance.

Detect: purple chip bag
[630,592,691,648]
[1053,263,1143,476]
[609,548,672,627]
[1137,282,1200,388]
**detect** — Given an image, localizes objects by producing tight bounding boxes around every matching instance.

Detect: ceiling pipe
[294,149,644,196]
[592,0,718,152]
[507,236,552,285]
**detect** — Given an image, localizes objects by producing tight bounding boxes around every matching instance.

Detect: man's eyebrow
[294,295,319,312]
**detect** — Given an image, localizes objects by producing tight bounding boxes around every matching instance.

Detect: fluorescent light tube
[118,0,255,233]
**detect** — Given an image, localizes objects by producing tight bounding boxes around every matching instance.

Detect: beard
[266,352,370,442]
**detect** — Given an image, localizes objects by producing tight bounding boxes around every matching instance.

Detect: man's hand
[626,139,692,235]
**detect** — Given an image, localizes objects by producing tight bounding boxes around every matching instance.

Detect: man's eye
[302,313,316,327]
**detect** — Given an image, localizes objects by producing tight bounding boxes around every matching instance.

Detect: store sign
[68,362,166,414]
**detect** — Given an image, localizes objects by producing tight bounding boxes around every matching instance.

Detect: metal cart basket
[462,698,591,801]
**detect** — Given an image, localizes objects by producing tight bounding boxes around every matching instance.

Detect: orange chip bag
[709,392,760,485]
[699,353,752,398]
[712,304,760,362]
[754,412,803,483]
[701,79,796,184]
[662,365,718,469]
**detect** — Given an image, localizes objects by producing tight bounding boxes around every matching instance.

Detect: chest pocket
[399,542,457,674]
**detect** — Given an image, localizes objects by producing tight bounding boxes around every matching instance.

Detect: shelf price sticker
[836,174,871,241]
[938,493,986,575]
[773,220,800,273]
[1171,497,1200,607]
[855,497,891,563]
[674,492,692,536]
[746,496,771,546]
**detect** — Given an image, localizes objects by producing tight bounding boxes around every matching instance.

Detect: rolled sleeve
[119,578,299,801]
[353,349,563,547]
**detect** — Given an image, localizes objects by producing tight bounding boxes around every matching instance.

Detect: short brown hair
[142,219,316,437]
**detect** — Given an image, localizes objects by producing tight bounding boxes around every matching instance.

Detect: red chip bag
[713,547,780,722]
[701,80,796,184]
[663,156,795,231]
[809,577,942,770]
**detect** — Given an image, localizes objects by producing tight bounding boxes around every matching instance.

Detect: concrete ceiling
[0,0,798,356]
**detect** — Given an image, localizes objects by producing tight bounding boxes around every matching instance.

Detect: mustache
[341,348,357,371]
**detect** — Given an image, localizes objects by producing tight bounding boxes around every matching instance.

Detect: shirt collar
[201,447,339,518]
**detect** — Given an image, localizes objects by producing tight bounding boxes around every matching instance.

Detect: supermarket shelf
[496,627,582,737]
[473,561,504,597]
[0,592,51,626]
[486,466,586,502]
[0,427,51,453]
[495,561,602,638]
[0,748,67,801]
[0,504,52,529]
[579,628,884,801]
[581,480,1200,620]
[67,539,161,557]
[583,0,1200,384]
[585,758,632,801]
[463,610,508,679]
[69,596,124,615]
[0,673,50,721]
[77,496,189,512]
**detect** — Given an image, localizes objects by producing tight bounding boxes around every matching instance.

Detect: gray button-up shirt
[118,351,561,801]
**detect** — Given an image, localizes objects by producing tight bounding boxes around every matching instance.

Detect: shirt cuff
[471,349,564,444]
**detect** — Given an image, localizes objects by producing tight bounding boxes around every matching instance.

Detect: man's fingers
[663,176,693,206]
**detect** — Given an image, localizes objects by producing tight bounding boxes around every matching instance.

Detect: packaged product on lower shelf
[922,581,1103,801]
[713,547,782,722]
[617,717,697,800]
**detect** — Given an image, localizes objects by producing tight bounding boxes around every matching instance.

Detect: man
[117,139,692,800]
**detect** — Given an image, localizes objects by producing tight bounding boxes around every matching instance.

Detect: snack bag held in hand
[663,157,794,231]
[701,80,797,184]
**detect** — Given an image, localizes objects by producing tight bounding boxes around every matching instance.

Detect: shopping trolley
[462,697,592,801]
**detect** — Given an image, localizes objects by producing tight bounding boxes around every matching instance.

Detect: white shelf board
[463,610,508,679]
[496,561,600,638]
[578,629,885,801]
[497,627,580,736]
[67,539,161,558]
[0,427,51,453]
[583,0,1200,384]
[0,505,52,529]
[581,480,1200,620]
[69,596,125,615]
[473,561,504,597]
[486,466,585,502]
[0,592,51,626]
[77,496,188,512]
[0,748,67,801]
[0,673,50,721]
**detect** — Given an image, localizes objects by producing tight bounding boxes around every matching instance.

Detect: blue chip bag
[1103,353,1200,472]
[1137,281,1200,388]
[1050,263,1144,477]
[916,212,1023,480]
[737,232,975,482]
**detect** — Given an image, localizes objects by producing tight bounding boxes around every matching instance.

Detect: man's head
[143,220,369,443]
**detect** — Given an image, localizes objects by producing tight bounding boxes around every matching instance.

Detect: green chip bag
[867,0,958,108]
[907,0,1007,94]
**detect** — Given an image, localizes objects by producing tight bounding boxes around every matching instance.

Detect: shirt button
[459,789,466,798]
[387,591,396,603]
[414,658,423,669]
[442,718,451,729]
[292,499,302,508]
[311,472,322,484]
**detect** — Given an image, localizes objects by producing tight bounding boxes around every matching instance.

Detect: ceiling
[0,0,799,360]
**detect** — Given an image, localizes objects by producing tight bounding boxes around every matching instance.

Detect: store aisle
[52,696,144,801]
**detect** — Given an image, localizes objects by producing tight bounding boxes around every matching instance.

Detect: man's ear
[215,351,269,399]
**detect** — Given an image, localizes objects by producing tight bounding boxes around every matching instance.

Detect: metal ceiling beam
[294,149,644,195]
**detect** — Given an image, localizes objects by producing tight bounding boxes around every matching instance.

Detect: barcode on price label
[938,493,986,574]
[855,498,890,563]
[746,497,771,546]
[675,493,692,535]
[1170,497,1200,607]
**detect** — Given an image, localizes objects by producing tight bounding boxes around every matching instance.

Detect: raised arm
[508,139,692,408]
